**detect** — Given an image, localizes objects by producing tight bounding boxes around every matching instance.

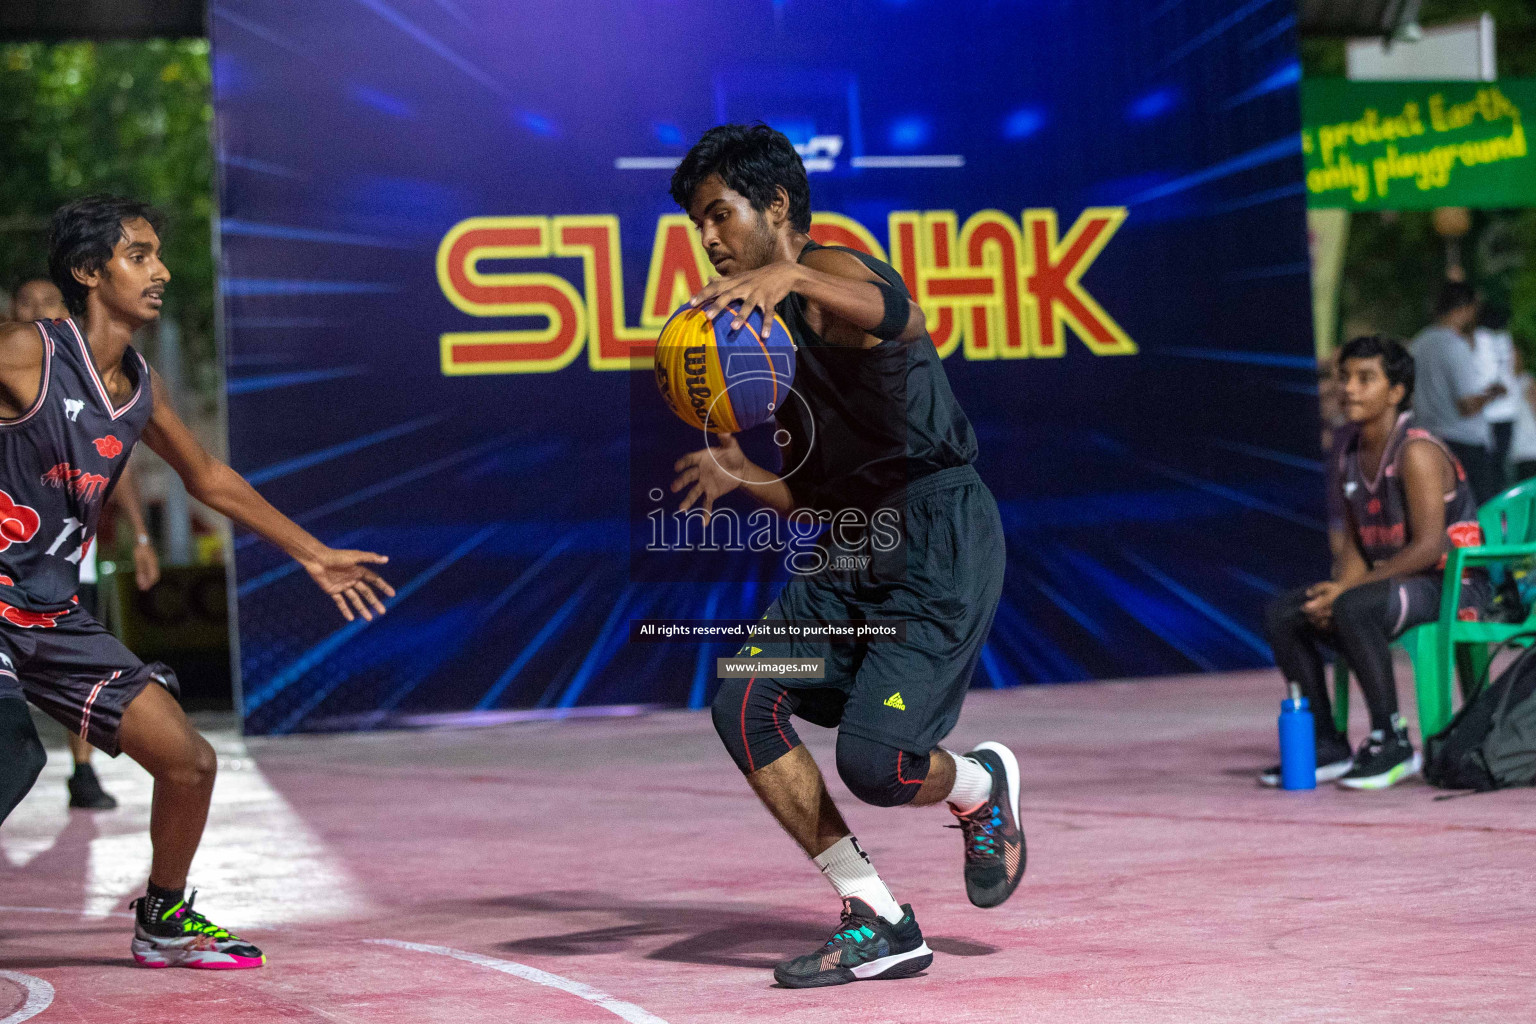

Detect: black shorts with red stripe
[0,605,178,756]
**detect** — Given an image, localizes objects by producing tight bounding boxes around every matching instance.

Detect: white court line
[367,939,669,1024]
[0,904,133,919]
[0,971,54,1024]
[614,157,680,170]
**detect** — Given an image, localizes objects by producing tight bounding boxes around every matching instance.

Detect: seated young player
[667,124,1021,988]
[0,197,394,968]
[1262,335,1487,790]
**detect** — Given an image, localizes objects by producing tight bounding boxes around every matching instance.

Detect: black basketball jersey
[773,241,978,512]
[1334,412,1483,570]
[0,318,153,616]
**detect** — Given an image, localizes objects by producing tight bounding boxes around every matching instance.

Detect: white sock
[813,836,904,924]
[945,750,992,815]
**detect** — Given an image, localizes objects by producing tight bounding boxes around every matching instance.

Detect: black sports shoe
[68,763,118,810]
[1336,726,1421,790]
[773,898,932,988]
[1258,733,1354,787]
[948,741,1025,909]
[130,890,266,969]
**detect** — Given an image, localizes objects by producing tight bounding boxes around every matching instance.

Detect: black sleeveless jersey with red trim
[0,318,153,614]
[1334,412,1483,570]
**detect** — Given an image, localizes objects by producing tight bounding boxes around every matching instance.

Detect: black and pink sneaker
[130,891,265,969]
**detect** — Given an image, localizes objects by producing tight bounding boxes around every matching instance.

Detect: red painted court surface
[3,671,1534,1023]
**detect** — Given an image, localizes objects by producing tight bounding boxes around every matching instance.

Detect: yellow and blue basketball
[654,303,794,434]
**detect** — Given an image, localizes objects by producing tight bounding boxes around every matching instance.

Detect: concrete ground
[3,671,1533,1023]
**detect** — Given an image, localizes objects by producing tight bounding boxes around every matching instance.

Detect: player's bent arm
[109,463,150,535]
[109,464,160,590]
[139,370,322,561]
[0,322,46,420]
[1348,440,1452,587]
[1331,524,1369,586]
[795,248,927,346]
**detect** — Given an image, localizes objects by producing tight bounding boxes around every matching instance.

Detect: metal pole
[157,316,195,565]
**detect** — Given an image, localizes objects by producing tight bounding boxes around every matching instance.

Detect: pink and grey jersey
[1333,412,1483,570]
[0,318,153,615]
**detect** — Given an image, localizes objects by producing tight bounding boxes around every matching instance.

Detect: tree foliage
[0,40,215,395]
[1302,1,1536,353]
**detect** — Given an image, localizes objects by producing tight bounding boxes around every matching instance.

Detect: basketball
[653,303,795,434]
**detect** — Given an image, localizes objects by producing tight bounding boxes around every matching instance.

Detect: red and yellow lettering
[809,212,888,261]
[958,211,1028,359]
[436,217,586,375]
[553,215,657,371]
[641,214,713,327]
[435,207,1136,376]
[889,211,959,358]
[1023,207,1136,357]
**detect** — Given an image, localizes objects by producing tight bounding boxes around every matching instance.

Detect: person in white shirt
[1507,343,1536,484]
[1410,282,1505,503]
[1474,304,1520,492]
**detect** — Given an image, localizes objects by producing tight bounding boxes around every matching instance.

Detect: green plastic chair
[1330,623,1440,737]
[1333,478,1536,739]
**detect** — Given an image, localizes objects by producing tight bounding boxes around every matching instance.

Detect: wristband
[136,534,151,546]
[871,279,911,341]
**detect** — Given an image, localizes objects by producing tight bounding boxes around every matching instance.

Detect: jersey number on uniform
[45,516,89,564]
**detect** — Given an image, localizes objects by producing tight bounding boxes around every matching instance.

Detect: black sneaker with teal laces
[773,898,932,988]
[948,741,1026,908]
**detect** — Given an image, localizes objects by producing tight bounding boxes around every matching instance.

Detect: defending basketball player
[0,197,395,968]
[666,124,1021,988]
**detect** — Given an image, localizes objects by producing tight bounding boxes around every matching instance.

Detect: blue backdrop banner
[211,0,1320,736]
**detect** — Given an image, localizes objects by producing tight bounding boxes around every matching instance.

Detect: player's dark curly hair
[670,123,811,232]
[1338,334,1414,409]
[48,196,163,314]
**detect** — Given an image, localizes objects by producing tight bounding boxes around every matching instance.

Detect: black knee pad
[711,677,802,775]
[835,733,928,807]
[0,698,46,823]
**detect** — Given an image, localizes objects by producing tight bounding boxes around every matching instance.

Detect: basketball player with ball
[664,124,1020,988]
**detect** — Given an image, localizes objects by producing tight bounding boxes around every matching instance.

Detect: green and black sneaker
[1335,724,1421,790]
[130,890,265,969]
[773,898,932,988]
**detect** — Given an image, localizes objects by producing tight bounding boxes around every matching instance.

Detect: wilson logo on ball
[653,304,795,434]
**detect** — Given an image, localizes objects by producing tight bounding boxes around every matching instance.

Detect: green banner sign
[1302,79,1536,209]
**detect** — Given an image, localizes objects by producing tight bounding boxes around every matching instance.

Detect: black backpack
[1425,637,1536,791]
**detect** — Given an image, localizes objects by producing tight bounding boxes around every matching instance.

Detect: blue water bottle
[1278,683,1316,790]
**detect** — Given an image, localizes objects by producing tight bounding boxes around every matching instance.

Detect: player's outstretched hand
[303,548,395,622]
[688,262,798,338]
[672,433,746,520]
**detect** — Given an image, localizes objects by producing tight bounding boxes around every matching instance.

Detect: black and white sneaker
[773,898,932,988]
[68,763,118,810]
[949,741,1026,909]
[1336,726,1421,790]
[1258,734,1354,787]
